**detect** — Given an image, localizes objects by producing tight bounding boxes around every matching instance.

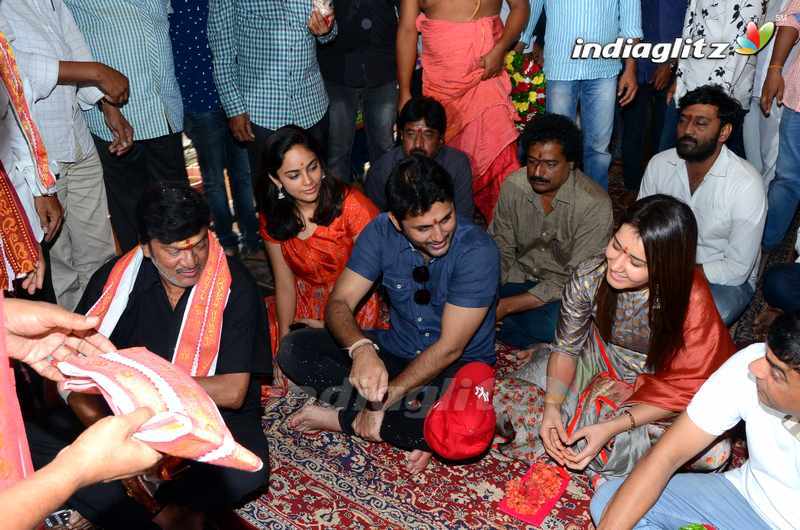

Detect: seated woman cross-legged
[493,195,736,486]
[258,125,387,396]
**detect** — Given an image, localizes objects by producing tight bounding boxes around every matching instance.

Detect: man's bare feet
[153,504,204,530]
[405,449,433,474]
[287,404,342,433]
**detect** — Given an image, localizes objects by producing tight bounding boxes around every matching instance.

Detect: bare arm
[761,25,799,114]
[194,373,251,410]
[384,303,489,408]
[266,242,297,341]
[596,413,717,529]
[0,409,161,530]
[397,0,421,108]
[480,0,530,79]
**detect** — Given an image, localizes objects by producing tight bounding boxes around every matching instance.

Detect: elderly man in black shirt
[27,183,270,530]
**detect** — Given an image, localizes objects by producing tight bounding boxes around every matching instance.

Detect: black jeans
[621,82,668,192]
[93,132,188,253]
[278,328,470,451]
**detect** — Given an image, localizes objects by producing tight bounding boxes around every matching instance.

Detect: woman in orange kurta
[258,125,387,397]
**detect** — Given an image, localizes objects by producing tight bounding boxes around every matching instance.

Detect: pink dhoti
[416,14,520,222]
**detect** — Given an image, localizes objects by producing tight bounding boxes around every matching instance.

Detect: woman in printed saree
[258,125,387,396]
[494,195,736,486]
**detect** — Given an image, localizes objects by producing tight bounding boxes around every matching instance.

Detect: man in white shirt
[638,84,766,325]
[0,0,131,310]
[591,312,800,529]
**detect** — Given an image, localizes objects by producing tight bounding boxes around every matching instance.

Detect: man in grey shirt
[365,96,474,219]
[490,113,613,347]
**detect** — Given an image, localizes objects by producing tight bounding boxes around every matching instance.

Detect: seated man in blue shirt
[279,154,499,473]
[365,96,475,219]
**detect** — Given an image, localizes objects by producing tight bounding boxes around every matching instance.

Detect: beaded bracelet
[621,409,637,431]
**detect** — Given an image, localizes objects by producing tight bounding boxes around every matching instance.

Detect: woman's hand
[563,420,617,471]
[540,403,571,465]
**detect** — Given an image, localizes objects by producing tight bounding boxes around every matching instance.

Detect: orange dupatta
[87,233,232,377]
[0,293,34,490]
[0,31,55,290]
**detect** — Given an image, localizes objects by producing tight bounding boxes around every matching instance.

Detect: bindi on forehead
[168,234,206,251]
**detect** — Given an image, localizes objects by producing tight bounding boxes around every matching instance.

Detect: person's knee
[590,478,623,524]
[763,265,800,311]
[276,328,326,382]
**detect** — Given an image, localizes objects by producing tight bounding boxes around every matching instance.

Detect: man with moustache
[638,84,765,326]
[365,96,474,219]
[489,113,612,348]
[591,311,800,530]
[29,183,269,530]
[278,154,499,473]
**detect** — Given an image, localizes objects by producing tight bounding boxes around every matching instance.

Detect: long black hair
[595,195,698,371]
[256,125,345,241]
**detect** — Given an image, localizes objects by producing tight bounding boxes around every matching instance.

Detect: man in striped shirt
[519,0,643,190]
[208,0,336,174]
[63,0,188,254]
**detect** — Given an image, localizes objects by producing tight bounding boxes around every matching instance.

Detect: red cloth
[416,14,520,222]
[627,268,736,412]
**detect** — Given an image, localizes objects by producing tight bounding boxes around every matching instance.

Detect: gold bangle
[543,393,565,406]
[621,409,636,431]
[768,64,784,69]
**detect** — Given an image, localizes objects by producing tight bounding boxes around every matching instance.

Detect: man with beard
[365,96,474,219]
[638,84,765,325]
[278,154,499,473]
[489,113,612,348]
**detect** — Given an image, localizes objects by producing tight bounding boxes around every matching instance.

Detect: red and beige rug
[236,345,595,529]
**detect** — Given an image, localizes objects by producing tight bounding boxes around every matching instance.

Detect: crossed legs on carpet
[278,328,468,474]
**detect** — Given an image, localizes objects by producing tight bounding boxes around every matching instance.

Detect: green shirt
[489,167,613,303]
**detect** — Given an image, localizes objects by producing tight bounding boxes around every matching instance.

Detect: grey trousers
[51,147,115,311]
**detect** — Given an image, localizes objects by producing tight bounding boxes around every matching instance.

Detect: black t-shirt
[76,256,271,420]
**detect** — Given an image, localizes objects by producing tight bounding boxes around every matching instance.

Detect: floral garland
[504,50,546,130]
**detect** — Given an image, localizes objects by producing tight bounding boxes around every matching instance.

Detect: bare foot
[153,504,204,530]
[288,404,342,433]
[405,449,433,474]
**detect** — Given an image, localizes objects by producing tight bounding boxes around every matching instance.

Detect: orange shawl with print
[88,233,232,377]
[0,31,56,290]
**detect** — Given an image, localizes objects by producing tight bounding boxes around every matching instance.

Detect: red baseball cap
[424,362,496,461]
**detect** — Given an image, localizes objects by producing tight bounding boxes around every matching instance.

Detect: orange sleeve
[258,212,277,244]
[343,188,379,239]
[627,269,737,412]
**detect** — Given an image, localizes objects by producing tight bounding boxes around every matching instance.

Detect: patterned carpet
[235,343,596,530]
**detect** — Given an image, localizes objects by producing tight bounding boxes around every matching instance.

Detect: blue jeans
[496,281,561,348]
[546,77,617,189]
[709,281,754,326]
[184,108,260,251]
[763,262,800,312]
[764,106,800,249]
[591,474,771,529]
[325,80,397,183]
